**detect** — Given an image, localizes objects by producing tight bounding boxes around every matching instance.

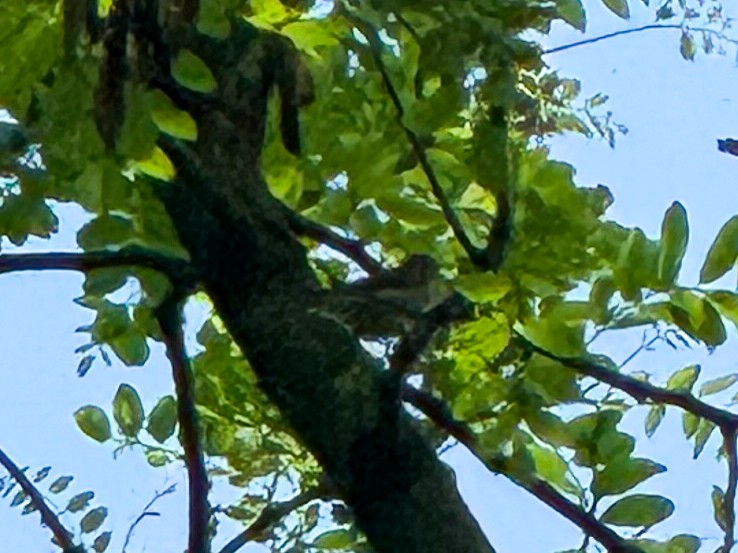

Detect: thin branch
[122,483,177,553]
[0,446,77,551]
[618,332,660,369]
[544,24,738,56]
[722,428,737,552]
[0,248,196,285]
[339,6,486,267]
[516,335,738,431]
[282,208,383,275]
[401,385,642,553]
[217,482,332,553]
[155,292,210,553]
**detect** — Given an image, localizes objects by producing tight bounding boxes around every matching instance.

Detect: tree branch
[0,248,196,286]
[401,385,643,553]
[339,7,486,267]
[155,292,210,553]
[516,335,738,430]
[0,446,78,552]
[217,480,333,553]
[544,24,738,56]
[282,208,383,275]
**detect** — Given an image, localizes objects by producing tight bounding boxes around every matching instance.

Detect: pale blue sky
[2,1,738,552]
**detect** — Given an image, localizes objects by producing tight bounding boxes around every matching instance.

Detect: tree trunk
[151,20,496,553]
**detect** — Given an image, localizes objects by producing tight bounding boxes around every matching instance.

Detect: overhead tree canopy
[1,1,738,553]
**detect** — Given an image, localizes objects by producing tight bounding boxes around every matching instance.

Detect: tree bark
[151,20,496,553]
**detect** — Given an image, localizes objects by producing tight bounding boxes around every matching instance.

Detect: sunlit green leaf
[146,395,178,443]
[693,420,716,459]
[556,0,586,30]
[657,201,688,287]
[593,458,666,498]
[601,0,630,19]
[699,374,738,396]
[171,49,217,93]
[66,491,95,513]
[700,216,738,283]
[312,528,355,550]
[93,531,112,553]
[113,384,144,437]
[80,506,108,534]
[666,364,700,392]
[74,406,111,443]
[600,494,674,527]
[49,476,74,494]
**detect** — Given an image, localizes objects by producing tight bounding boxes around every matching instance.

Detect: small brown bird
[718,138,738,157]
[318,255,452,339]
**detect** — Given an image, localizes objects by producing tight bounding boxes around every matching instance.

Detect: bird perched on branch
[318,255,453,339]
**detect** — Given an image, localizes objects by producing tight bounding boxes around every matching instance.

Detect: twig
[282,208,383,275]
[544,24,738,56]
[618,332,660,369]
[217,481,332,553]
[517,335,738,430]
[401,385,643,553]
[0,446,77,551]
[722,428,737,552]
[155,292,210,553]
[339,6,487,268]
[0,248,196,285]
[122,483,177,553]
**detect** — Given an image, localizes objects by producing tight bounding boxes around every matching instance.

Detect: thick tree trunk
[151,21,496,553]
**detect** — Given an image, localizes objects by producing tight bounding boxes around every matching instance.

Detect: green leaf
[80,506,108,534]
[693,420,716,459]
[116,86,158,160]
[49,475,74,494]
[312,528,355,550]
[66,491,95,513]
[83,268,129,297]
[110,329,150,366]
[528,443,580,495]
[74,406,112,443]
[33,466,51,483]
[145,450,170,467]
[93,531,112,553]
[593,458,667,498]
[666,534,701,553]
[0,195,59,246]
[146,395,178,443]
[712,485,728,531]
[601,0,630,19]
[131,146,176,181]
[708,291,738,332]
[680,32,696,61]
[10,490,27,507]
[668,296,726,347]
[556,0,586,30]
[172,50,217,93]
[699,374,738,396]
[700,216,738,283]
[455,273,512,304]
[682,412,699,439]
[657,201,688,287]
[644,405,665,438]
[149,90,198,141]
[666,364,700,392]
[77,214,135,251]
[91,302,131,343]
[600,494,674,527]
[113,384,144,437]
